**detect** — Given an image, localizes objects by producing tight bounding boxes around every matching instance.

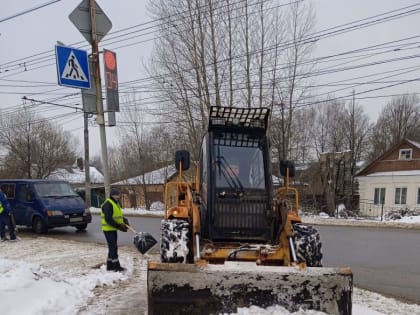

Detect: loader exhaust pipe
[195,233,200,260]
[288,236,298,263]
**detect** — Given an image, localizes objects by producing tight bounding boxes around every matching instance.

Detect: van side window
[0,184,15,199]
[19,185,34,201]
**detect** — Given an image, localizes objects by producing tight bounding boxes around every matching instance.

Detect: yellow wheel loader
[148,106,352,315]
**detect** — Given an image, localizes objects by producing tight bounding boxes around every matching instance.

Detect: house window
[394,187,407,205]
[374,187,385,205]
[417,188,420,205]
[399,149,412,160]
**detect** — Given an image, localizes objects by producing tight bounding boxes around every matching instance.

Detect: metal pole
[89,0,110,197]
[84,112,91,208]
[381,202,384,222]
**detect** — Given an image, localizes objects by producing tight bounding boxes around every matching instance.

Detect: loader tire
[160,219,191,263]
[293,223,323,267]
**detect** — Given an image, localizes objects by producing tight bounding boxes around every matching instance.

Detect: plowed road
[316,225,420,304]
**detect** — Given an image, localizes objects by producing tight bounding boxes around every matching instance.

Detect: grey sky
[0,0,419,156]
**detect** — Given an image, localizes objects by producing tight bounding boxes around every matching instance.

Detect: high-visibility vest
[0,193,7,214]
[101,198,123,231]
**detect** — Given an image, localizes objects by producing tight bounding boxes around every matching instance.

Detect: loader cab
[199,107,276,243]
[212,132,267,191]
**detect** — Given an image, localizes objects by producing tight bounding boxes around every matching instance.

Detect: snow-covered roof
[406,139,420,149]
[113,165,177,185]
[364,170,420,177]
[47,166,104,184]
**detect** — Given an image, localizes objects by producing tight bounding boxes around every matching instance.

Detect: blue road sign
[55,45,91,89]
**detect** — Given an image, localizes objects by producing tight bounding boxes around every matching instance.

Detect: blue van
[0,179,92,233]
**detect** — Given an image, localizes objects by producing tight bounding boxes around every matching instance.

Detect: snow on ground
[1,235,420,314]
[1,208,420,315]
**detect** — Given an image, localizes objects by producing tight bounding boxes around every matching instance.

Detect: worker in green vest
[101,188,129,272]
[0,188,16,242]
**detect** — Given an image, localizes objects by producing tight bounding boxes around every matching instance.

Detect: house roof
[364,170,420,177]
[47,166,104,184]
[356,138,420,176]
[406,139,420,149]
[113,165,177,185]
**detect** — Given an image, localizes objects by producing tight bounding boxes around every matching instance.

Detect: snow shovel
[126,224,157,254]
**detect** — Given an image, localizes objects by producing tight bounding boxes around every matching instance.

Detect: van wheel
[32,217,47,234]
[76,224,87,231]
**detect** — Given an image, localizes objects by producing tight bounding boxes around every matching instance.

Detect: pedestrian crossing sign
[55,45,91,89]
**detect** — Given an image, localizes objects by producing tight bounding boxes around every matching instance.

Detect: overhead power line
[1,0,418,76]
[0,0,62,23]
[1,1,420,128]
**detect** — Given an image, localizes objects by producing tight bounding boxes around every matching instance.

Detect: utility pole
[84,112,91,208]
[89,0,110,196]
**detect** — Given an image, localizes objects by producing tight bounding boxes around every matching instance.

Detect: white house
[356,139,420,217]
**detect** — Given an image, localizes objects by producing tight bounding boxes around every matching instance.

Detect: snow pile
[1,237,420,315]
[0,237,139,315]
[0,259,123,315]
[302,212,420,229]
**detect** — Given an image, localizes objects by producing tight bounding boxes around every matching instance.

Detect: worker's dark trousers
[104,230,118,260]
[0,213,16,240]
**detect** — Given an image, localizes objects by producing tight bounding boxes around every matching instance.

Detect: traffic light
[103,49,119,112]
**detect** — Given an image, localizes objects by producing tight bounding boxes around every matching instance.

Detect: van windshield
[34,182,79,197]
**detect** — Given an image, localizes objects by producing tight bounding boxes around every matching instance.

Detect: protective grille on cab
[213,197,270,240]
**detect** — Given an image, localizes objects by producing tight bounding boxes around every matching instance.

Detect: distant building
[47,166,104,187]
[112,165,178,209]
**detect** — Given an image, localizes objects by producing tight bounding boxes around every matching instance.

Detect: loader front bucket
[147,261,352,315]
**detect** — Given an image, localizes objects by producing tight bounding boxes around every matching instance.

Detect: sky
[1,211,420,315]
[0,0,419,157]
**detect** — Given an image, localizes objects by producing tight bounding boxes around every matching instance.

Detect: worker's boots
[113,260,126,272]
[106,258,126,272]
[106,258,114,271]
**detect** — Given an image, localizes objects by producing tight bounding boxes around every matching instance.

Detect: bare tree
[146,0,316,160]
[368,93,420,161]
[269,1,316,161]
[310,96,373,213]
[0,109,76,178]
[289,107,316,162]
